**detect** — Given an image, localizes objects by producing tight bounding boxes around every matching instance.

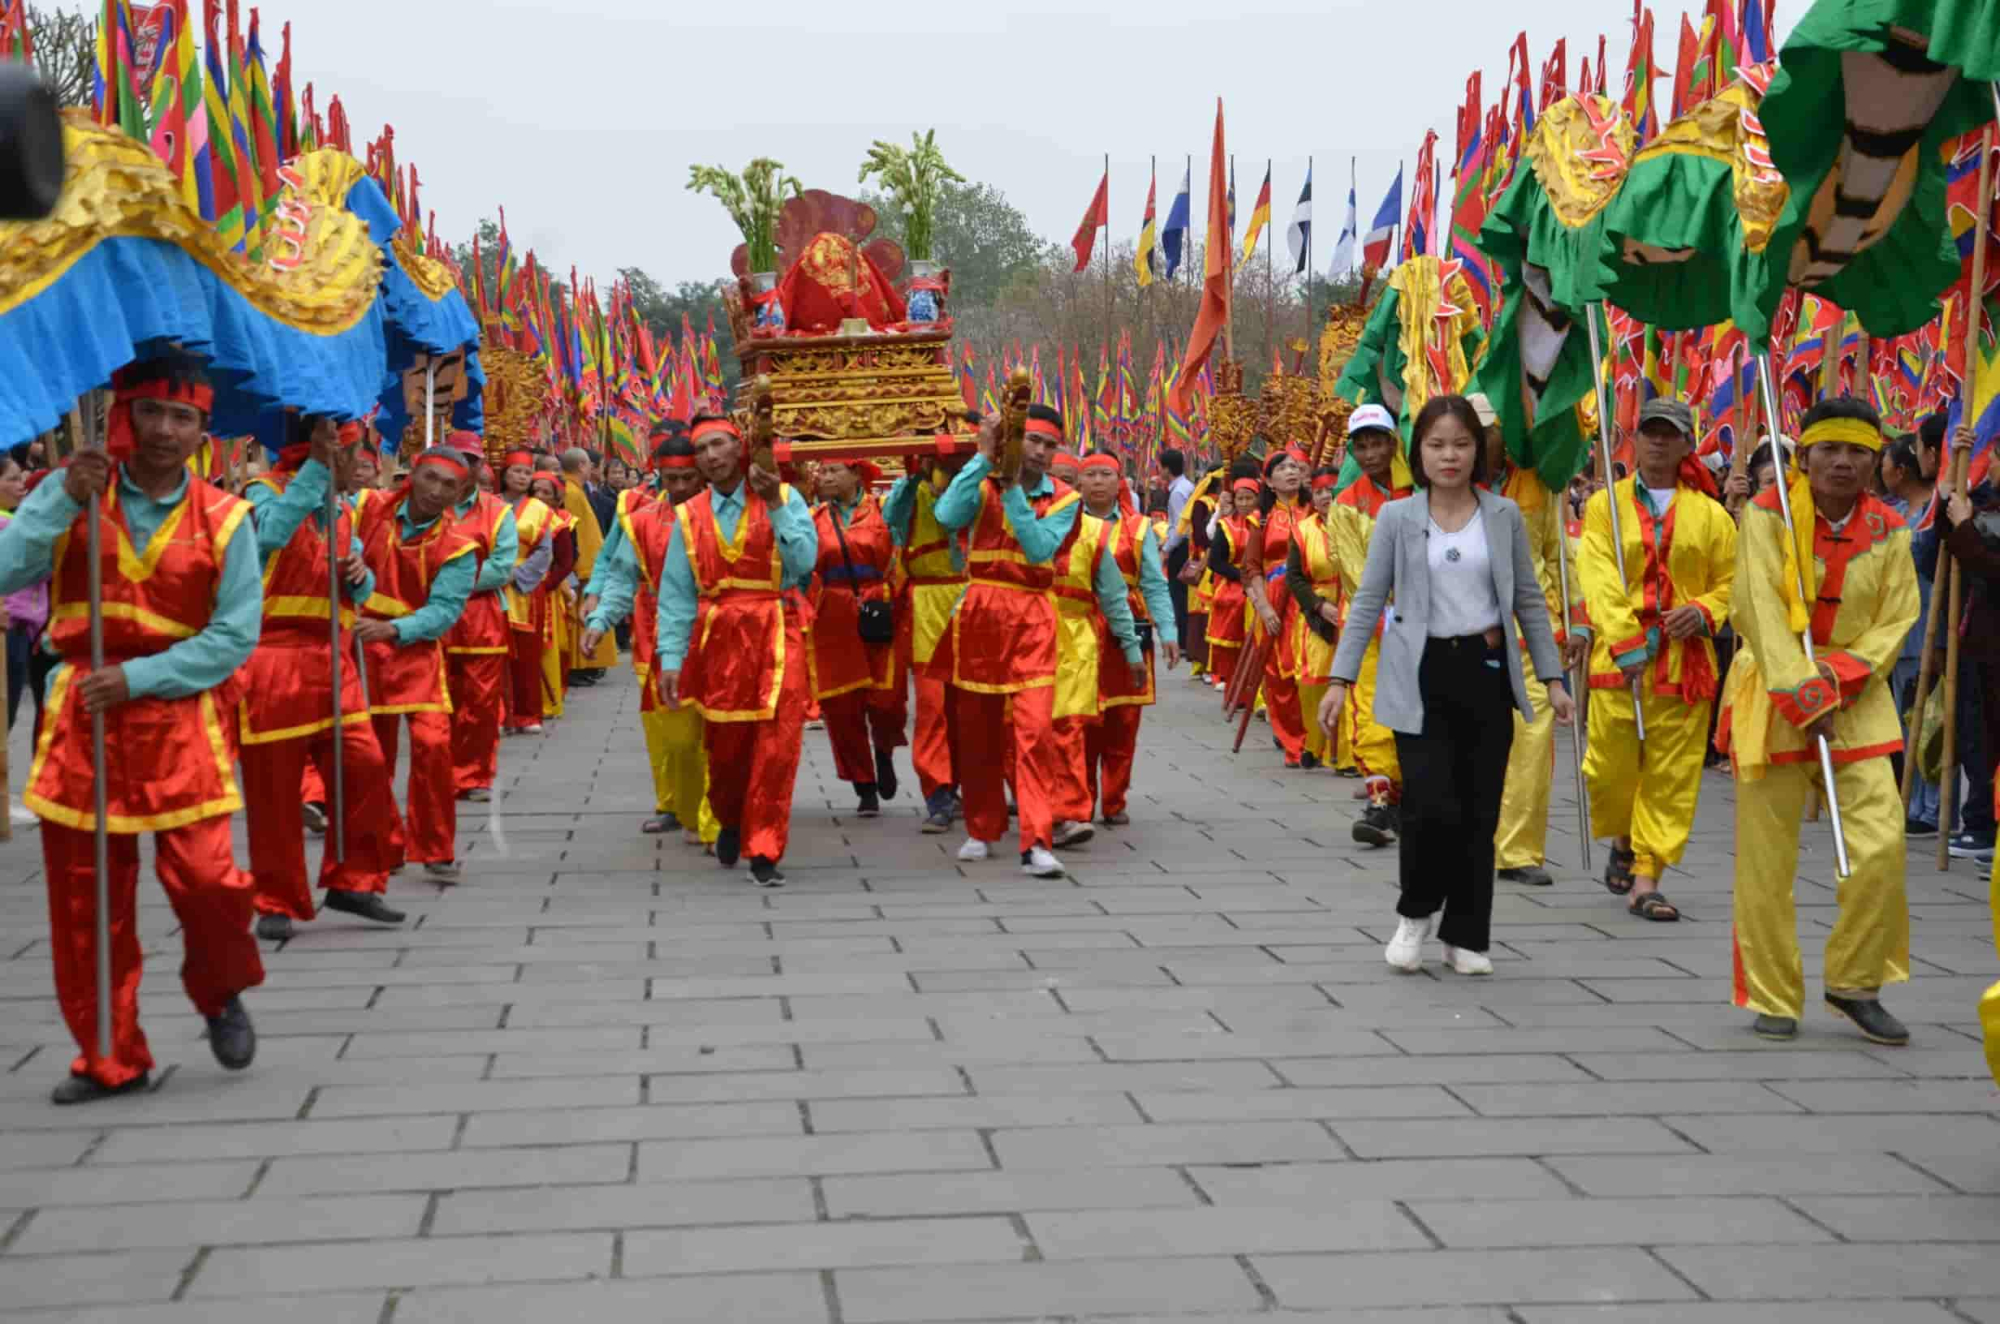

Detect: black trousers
[1392,635,1518,953]
[1165,543,1192,649]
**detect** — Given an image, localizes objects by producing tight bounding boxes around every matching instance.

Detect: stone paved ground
[2,665,2000,1323]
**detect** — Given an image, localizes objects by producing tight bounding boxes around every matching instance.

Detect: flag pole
[326,471,345,865]
[1103,152,1113,372]
[1304,154,1314,352]
[73,395,111,1064]
[1555,511,1591,871]
[1225,153,1235,359]
[1265,158,1275,369]
[1584,303,1647,744]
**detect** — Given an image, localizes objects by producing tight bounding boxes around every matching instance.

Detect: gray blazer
[1328,487,1565,734]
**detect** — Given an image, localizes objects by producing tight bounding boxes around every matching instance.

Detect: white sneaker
[957,838,992,862]
[1052,820,1095,848]
[1384,915,1433,972]
[1442,944,1493,976]
[1023,846,1066,878]
[10,800,36,827]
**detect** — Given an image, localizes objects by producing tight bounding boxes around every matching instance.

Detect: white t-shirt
[1426,507,1502,638]
[1643,484,1677,517]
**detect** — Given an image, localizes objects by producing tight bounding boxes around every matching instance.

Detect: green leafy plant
[857,130,964,263]
[687,158,802,274]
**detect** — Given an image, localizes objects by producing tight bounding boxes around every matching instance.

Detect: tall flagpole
[1265,158,1275,370]
[1304,154,1314,353]
[1103,152,1113,372]
[1225,153,1235,359]
[1584,303,1647,743]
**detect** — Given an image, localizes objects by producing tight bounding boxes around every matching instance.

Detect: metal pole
[423,360,437,449]
[326,476,345,864]
[1103,152,1112,361]
[81,398,110,1062]
[1555,517,1591,871]
[1583,303,1646,742]
[1756,351,1854,879]
[1265,158,1275,369]
[1304,154,1314,353]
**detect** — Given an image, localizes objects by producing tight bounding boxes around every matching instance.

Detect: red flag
[1539,38,1567,110]
[1171,100,1230,416]
[1070,169,1108,273]
[1671,14,1699,118]
[1595,33,1608,93]
[1624,5,1659,142]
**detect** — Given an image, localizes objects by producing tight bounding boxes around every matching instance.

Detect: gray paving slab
[1,664,1994,1324]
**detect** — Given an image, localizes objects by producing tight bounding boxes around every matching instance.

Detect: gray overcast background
[133,1,1802,285]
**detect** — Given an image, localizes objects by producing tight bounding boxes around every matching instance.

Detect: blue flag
[1162,159,1192,280]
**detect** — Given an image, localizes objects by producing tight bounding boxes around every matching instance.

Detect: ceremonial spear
[1582,305,1647,747]
[326,458,345,863]
[67,396,111,1062]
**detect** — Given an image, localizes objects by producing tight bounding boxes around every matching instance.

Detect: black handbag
[830,508,896,646]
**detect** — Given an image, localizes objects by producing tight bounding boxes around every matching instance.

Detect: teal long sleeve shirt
[880,473,967,572]
[1104,510,1176,635]
[455,493,519,597]
[586,498,629,600]
[653,481,818,673]
[387,509,477,646]
[586,529,642,633]
[245,460,374,605]
[932,454,1080,562]
[0,468,261,700]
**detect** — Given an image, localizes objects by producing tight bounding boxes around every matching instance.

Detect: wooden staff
[1584,304,1646,743]
[326,473,345,863]
[1755,353,1853,878]
[70,397,112,1060]
[1555,515,1590,870]
[1727,341,1753,519]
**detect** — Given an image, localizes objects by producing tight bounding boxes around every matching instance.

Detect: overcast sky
[125,1,1801,287]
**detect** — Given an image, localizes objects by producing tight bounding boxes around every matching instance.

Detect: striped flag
[1285,163,1312,276]
[1329,160,1358,277]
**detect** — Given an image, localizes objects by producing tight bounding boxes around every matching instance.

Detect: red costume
[356,486,478,866]
[1087,511,1158,821]
[26,471,264,1088]
[444,483,514,792]
[1244,495,1309,765]
[810,492,906,789]
[951,473,1080,853]
[239,467,405,922]
[676,483,808,864]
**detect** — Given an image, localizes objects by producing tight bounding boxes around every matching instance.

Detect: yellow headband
[1798,417,1883,452]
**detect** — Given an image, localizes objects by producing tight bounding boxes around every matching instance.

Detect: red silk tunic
[26,475,252,832]
[1205,515,1255,651]
[444,490,511,656]
[237,472,371,747]
[620,490,678,714]
[1100,514,1156,708]
[1246,498,1306,678]
[810,495,897,700]
[950,477,1080,694]
[356,489,478,715]
[675,484,800,723]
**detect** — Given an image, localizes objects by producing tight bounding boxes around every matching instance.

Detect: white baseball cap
[1347,404,1396,437]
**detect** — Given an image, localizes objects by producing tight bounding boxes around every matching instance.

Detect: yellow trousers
[1732,756,1909,1021]
[1346,638,1400,801]
[1984,854,2000,1086]
[1582,687,1709,879]
[1301,680,1329,762]
[645,703,716,842]
[1495,673,1554,870]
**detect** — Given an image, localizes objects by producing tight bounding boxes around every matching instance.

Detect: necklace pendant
[1445,547,1462,563]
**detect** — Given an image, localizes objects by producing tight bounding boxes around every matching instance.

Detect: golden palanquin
[733,328,971,462]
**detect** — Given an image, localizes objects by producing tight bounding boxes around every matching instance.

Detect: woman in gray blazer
[1319,395,1575,976]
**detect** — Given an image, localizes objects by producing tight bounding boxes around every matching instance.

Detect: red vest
[27,472,251,832]
[675,484,799,722]
[1100,513,1155,707]
[357,488,478,714]
[810,495,896,700]
[444,491,511,655]
[237,472,371,746]
[951,476,1079,692]
[620,490,678,713]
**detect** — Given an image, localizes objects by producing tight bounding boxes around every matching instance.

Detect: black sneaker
[749,857,786,888]
[920,791,952,834]
[50,1072,152,1106]
[1904,819,1938,838]
[716,826,742,868]
[254,913,294,941]
[1948,831,1995,861]
[1498,865,1554,887]
[1298,751,1321,771]
[1752,1014,1798,1041]
[875,750,899,801]
[1825,994,1910,1046]
[855,785,881,818]
[1353,804,1398,848]
[300,801,328,835]
[322,890,406,925]
[205,997,256,1071]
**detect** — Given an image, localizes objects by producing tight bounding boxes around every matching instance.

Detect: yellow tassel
[1777,472,1816,636]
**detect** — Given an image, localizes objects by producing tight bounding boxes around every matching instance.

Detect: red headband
[113,375,215,415]
[1231,478,1262,495]
[1079,455,1121,474]
[1050,453,1081,474]
[414,451,470,480]
[1023,418,1063,442]
[1284,446,1309,466]
[1311,473,1339,492]
[691,419,741,443]
[502,451,533,470]
[655,454,698,472]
